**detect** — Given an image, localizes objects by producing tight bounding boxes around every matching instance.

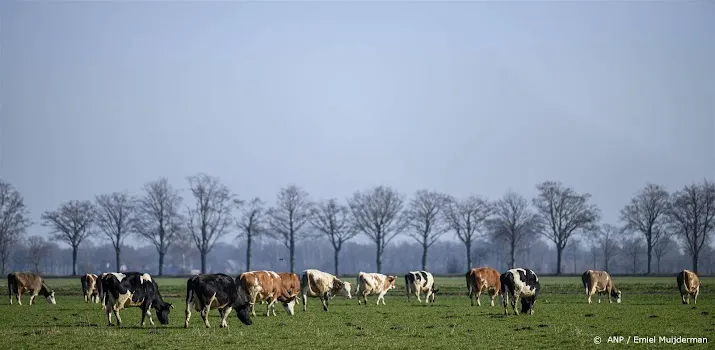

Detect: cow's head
[46,291,56,305]
[386,276,397,289]
[155,303,173,325]
[333,280,352,299]
[235,303,253,325]
[280,291,298,316]
[611,288,622,303]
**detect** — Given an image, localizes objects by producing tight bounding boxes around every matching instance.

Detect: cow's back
[678,270,700,292]
[302,269,333,296]
[475,268,500,290]
[9,272,41,291]
[279,273,300,297]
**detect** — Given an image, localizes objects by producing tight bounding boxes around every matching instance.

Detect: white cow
[356,272,397,305]
[300,269,352,312]
[405,271,438,303]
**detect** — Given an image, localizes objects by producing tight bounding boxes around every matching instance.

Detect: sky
[1,0,714,248]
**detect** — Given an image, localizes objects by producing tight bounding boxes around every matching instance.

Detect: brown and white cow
[356,272,397,305]
[278,272,301,305]
[238,270,297,317]
[81,273,100,303]
[466,267,502,306]
[7,272,56,305]
[300,269,352,312]
[582,270,621,304]
[677,269,700,305]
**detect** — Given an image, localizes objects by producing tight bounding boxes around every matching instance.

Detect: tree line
[0,176,713,276]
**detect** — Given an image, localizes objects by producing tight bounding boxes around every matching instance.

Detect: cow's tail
[581,271,590,295]
[185,278,195,306]
[404,275,410,296]
[465,272,472,296]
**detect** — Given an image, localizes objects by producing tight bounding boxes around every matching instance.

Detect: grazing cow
[677,269,700,305]
[466,267,502,306]
[278,272,301,305]
[101,272,173,326]
[500,268,540,315]
[7,272,56,305]
[81,274,100,303]
[356,272,397,305]
[300,269,352,312]
[238,270,297,317]
[582,270,621,304]
[405,271,439,303]
[184,273,252,328]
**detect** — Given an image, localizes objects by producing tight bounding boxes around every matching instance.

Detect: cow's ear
[168,303,174,309]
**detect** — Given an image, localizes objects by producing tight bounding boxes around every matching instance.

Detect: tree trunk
[656,256,661,274]
[376,244,383,273]
[510,240,516,269]
[289,236,295,273]
[421,243,428,271]
[692,252,698,274]
[646,236,652,275]
[1,258,5,276]
[246,235,252,272]
[35,262,39,274]
[465,241,472,272]
[200,250,207,274]
[158,251,164,276]
[71,246,79,276]
[115,246,121,272]
[334,248,340,276]
[556,246,563,275]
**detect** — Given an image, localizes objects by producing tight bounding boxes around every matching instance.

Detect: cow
[466,267,501,307]
[184,273,252,328]
[500,268,540,315]
[405,271,439,303]
[300,269,352,312]
[278,272,301,305]
[355,272,397,305]
[238,270,298,317]
[81,273,100,303]
[7,272,56,305]
[101,272,173,326]
[582,270,621,304]
[677,269,700,305]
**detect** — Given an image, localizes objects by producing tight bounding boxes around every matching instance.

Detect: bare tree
[492,191,537,269]
[266,185,312,273]
[620,184,670,275]
[27,236,49,273]
[667,180,715,273]
[532,181,600,275]
[136,178,184,276]
[41,200,95,276]
[621,234,645,274]
[349,186,408,273]
[95,192,137,272]
[236,197,267,271]
[653,229,674,274]
[0,181,32,274]
[443,195,493,271]
[406,190,449,270]
[594,224,621,271]
[310,198,358,275]
[186,174,235,274]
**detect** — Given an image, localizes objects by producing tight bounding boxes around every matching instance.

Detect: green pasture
[0,276,713,349]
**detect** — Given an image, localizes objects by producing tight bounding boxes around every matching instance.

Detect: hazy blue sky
[2,1,713,247]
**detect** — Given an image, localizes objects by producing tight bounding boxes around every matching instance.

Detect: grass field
[1,276,713,349]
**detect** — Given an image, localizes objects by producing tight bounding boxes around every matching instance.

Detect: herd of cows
[5,267,703,329]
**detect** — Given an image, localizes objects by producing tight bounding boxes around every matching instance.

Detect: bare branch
[406,190,449,248]
[666,180,715,272]
[27,236,49,273]
[267,185,312,246]
[620,183,669,273]
[0,181,32,273]
[135,178,184,257]
[490,191,538,268]
[186,174,235,259]
[442,195,492,245]
[41,200,95,249]
[95,192,138,250]
[310,198,358,251]
[532,181,600,250]
[592,224,623,271]
[236,197,267,240]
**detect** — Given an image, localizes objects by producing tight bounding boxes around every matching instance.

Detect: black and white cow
[101,272,173,326]
[184,273,253,328]
[404,271,439,303]
[500,268,540,315]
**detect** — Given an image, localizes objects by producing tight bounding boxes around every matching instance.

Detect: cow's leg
[321,293,329,312]
[184,298,194,328]
[141,303,155,327]
[468,286,474,306]
[201,304,211,328]
[29,293,37,305]
[220,306,232,328]
[424,290,431,304]
[694,288,699,304]
[16,291,23,305]
[476,288,482,306]
[489,289,497,307]
[113,310,122,326]
[502,292,509,315]
[302,293,308,312]
[607,287,612,304]
[512,294,520,315]
[381,292,387,305]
